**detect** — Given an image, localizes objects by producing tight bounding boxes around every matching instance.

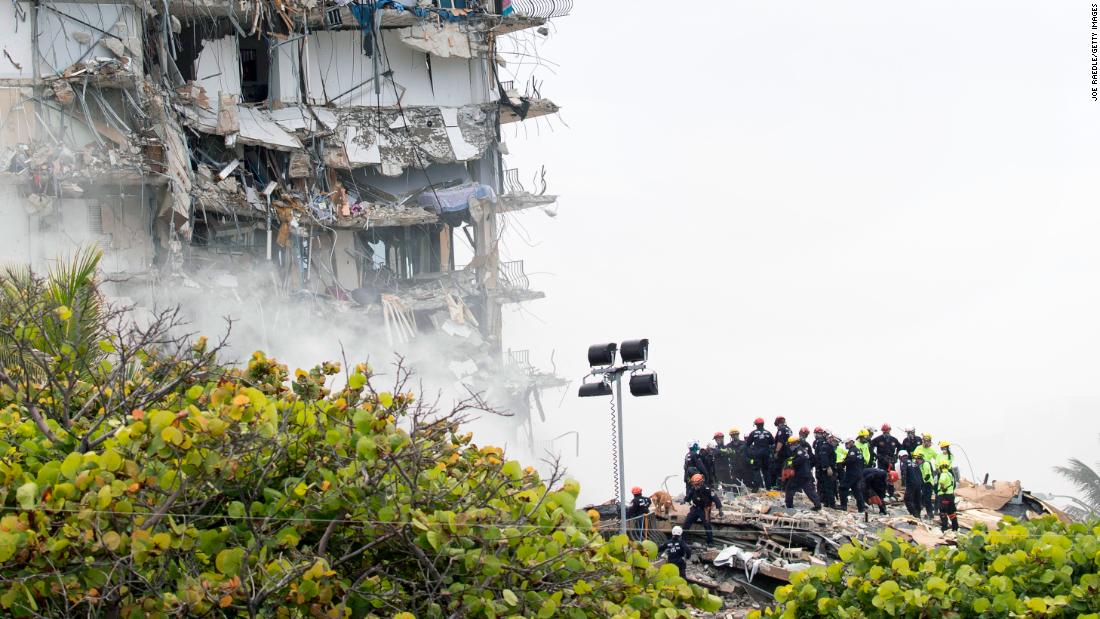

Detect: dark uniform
[727,435,750,487]
[683,448,706,495]
[870,433,902,472]
[838,444,866,512]
[900,457,921,516]
[862,467,889,515]
[745,427,773,491]
[659,535,691,578]
[901,432,921,456]
[771,423,793,489]
[784,444,822,509]
[813,436,837,508]
[625,493,651,520]
[698,446,717,484]
[916,457,936,519]
[683,483,722,544]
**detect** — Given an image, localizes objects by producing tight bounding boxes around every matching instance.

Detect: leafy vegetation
[754,516,1100,618]
[0,252,721,618]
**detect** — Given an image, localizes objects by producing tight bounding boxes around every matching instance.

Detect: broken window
[238,36,270,103]
[437,0,470,8]
[355,224,453,284]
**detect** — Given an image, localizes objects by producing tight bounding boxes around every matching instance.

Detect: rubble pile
[589,479,1070,615]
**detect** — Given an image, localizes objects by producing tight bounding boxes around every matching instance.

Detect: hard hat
[631,486,642,495]
[904,426,916,433]
[813,426,824,433]
[707,441,717,450]
[914,452,924,459]
[799,426,809,435]
[939,461,950,469]
[713,431,724,439]
[939,441,950,449]
[922,433,932,440]
[898,450,909,458]
[787,436,800,444]
[845,437,855,444]
[774,416,786,424]
[729,428,740,435]
[690,473,704,483]
[672,526,683,536]
[754,417,765,425]
[888,470,900,483]
[858,429,870,438]
[881,423,891,432]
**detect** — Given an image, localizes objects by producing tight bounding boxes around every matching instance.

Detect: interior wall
[36,2,142,76]
[0,2,34,80]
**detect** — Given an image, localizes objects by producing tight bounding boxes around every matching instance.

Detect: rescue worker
[870,424,902,472]
[838,438,867,512]
[625,487,652,520]
[862,467,892,515]
[899,451,922,517]
[856,429,873,468]
[745,418,773,491]
[938,441,959,482]
[699,441,718,484]
[900,427,921,455]
[912,433,938,466]
[659,526,690,578]
[936,461,959,532]
[797,427,814,455]
[771,416,793,490]
[915,452,936,520]
[726,428,750,487]
[813,429,837,508]
[683,473,723,545]
[784,436,823,510]
[711,432,734,486]
[683,443,706,496]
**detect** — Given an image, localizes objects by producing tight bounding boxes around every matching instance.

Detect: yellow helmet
[939,461,950,469]
[787,435,800,444]
[858,429,870,438]
[729,428,740,435]
[922,433,932,440]
[939,441,950,449]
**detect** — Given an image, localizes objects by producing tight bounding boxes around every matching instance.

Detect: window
[436,0,469,9]
[356,225,452,284]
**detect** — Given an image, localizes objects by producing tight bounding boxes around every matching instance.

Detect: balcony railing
[505,0,573,18]
[499,260,530,290]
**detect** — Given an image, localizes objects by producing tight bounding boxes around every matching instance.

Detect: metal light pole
[578,340,659,536]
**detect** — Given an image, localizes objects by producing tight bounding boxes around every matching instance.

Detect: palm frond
[1053,457,1100,511]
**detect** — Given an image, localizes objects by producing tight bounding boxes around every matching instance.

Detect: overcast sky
[495,1,1100,505]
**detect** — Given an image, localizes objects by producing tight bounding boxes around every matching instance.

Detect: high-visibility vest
[835,443,847,464]
[937,470,956,494]
[913,445,938,464]
[857,441,871,464]
[938,451,954,469]
[918,460,934,484]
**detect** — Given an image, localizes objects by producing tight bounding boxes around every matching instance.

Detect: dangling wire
[609,388,620,510]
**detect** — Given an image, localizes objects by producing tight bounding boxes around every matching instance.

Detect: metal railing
[507,0,573,18]
[503,168,525,195]
[499,260,530,290]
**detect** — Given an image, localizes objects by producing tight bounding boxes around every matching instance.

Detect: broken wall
[0,2,33,80]
[194,36,242,103]
[35,2,142,77]
[271,30,488,107]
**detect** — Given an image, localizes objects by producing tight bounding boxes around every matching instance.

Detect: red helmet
[888,470,900,483]
[690,474,704,484]
[754,417,765,425]
[713,431,724,438]
[774,416,786,424]
[813,426,824,433]
[631,486,642,495]
[799,426,809,435]
[881,423,892,432]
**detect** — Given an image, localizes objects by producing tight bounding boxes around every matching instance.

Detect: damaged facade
[0,0,569,443]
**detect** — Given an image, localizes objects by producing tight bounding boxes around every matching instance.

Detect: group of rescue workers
[649,418,963,575]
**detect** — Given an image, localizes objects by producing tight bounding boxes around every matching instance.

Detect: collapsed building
[589,480,1073,615]
[0,0,572,444]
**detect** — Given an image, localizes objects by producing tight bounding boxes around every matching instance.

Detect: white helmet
[672,526,683,536]
[904,426,916,433]
[898,450,909,458]
[707,441,717,449]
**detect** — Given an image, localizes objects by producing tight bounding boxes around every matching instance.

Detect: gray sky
[497,1,1100,505]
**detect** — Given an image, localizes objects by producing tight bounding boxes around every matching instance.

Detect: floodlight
[629,372,658,397]
[587,342,617,367]
[578,380,613,398]
[620,338,649,363]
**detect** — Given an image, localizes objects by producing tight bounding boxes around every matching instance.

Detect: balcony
[499,167,557,214]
